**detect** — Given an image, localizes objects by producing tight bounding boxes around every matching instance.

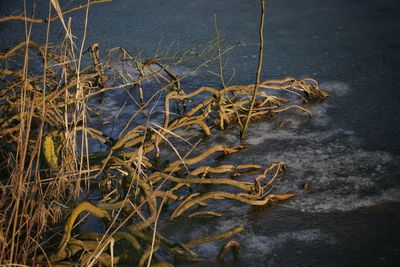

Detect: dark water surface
[1,0,400,266]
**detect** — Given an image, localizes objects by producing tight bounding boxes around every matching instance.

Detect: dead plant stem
[241,0,265,139]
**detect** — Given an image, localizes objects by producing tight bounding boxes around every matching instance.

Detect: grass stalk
[241,0,265,139]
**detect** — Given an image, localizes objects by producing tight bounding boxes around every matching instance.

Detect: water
[1,0,400,265]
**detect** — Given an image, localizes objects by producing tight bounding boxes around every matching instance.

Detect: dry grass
[0,1,328,266]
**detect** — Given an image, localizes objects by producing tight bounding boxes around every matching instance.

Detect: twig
[241,0,265,139]
[0,0,111,24]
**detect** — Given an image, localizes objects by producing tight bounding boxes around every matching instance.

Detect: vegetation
[0,0,327,266]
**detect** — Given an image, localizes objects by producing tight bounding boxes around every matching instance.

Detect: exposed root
[217,239,240,261]
[0,4,328,265]
[185,225,245,247]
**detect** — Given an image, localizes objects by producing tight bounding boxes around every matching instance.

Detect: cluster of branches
[0,0,328,266]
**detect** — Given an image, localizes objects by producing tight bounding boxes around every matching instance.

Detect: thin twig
[0,0,111,24]
[241,0,265,139]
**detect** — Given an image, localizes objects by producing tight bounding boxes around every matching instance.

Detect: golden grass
[0,0,328,266]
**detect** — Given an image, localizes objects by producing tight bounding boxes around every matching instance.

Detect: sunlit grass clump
[0,1,327,266]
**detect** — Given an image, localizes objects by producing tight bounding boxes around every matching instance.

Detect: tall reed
[0,1,328,266]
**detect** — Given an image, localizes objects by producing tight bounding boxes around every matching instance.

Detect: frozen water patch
[320,81,350,96]
[246,127,339,146]
[244,100,337,145]
[86,76,400,212]
[295,189,400,212]
[86,62,197,133]
[109,62,196,80]
[244,229,335,257]
[309,102,331,127]
[169,65,197,77]
[233,80,400,212]
[89,97,124,120]
[246,127,400,212]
